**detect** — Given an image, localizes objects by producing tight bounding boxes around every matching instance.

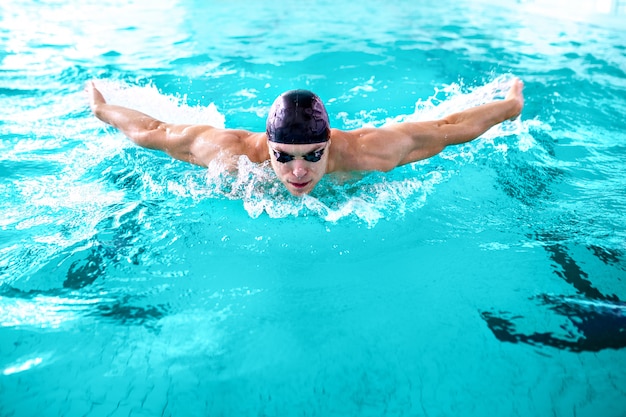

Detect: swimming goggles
[270,144,327,163]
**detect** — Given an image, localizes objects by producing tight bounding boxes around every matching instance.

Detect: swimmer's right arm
[87,82,214,165]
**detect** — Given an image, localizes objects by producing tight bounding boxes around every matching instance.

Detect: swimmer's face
[268,141,330,196]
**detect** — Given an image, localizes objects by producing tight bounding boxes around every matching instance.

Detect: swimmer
[88,78,524,196]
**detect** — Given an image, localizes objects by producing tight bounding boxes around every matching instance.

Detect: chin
[288,187,310,196]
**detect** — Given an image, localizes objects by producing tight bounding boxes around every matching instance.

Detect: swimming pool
[1,0,625,415]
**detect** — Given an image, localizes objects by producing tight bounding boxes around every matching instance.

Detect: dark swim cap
[266,89,330,144]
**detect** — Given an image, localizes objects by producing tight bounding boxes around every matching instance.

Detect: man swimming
[88,79,524,196]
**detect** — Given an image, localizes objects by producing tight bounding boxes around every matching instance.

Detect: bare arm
[330,78,524,172]
[87,82,267,166]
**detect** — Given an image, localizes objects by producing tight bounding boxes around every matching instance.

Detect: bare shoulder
[326,129,360,172]
[191,128,268,166]
[326,126,418,173]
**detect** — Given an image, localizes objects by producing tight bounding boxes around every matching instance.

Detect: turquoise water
[1,0,626,416]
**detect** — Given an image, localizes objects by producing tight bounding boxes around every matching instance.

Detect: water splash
[192,156,452,227]
[92,79,225,127]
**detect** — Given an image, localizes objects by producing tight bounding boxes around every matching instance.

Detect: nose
[292,162,307,179]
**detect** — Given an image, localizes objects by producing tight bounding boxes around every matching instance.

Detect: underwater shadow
[0,202,166,330]
[480,242,626,353]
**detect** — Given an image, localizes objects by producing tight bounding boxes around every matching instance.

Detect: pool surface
[1,0,625,416]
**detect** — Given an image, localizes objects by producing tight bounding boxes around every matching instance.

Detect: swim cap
[266,90,330,144]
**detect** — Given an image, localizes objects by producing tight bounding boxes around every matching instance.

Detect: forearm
[442,97,522,145]
[92,103,163,148]
[442,79,524,146]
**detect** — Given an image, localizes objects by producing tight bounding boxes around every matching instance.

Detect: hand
[87,81,106,112]
[505,78,524,119]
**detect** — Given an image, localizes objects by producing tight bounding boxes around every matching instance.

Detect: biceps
[352,129,420,171]
[379,124,446,166]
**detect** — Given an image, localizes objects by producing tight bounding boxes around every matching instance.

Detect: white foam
[191,155,452,227]
[92,79,225,127]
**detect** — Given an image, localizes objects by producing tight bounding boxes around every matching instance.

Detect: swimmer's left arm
[333,79,524,172]
[396,79,524,165]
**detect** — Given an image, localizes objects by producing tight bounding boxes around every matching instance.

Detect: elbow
[442,127,483,147]
[131,121,165,149]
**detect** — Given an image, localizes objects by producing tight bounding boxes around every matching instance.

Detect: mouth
[288,180,311,192]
